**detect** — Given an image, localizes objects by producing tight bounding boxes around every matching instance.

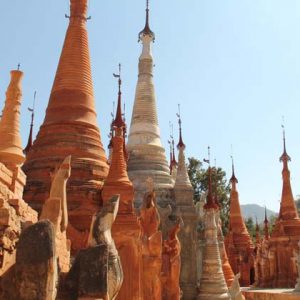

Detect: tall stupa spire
[23,0,108,236]
[278,126,298,220]
[127,0,173,206]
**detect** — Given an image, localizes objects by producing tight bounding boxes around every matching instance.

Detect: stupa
[173,113,198,299]
[224,161,255,286]
[198,164,230,300]
[22,0,108,234]
[127,0,173,207]
[102,69,142,300]
[255,130,300,287]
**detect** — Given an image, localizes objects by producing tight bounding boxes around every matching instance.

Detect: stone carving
[140,181,162,300]
[161,217,182,300]
[40,155,72,273]
[65,195,123,300]
[229,273,245,300]
[8,220,58,300]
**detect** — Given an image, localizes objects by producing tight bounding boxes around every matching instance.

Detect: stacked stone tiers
[22,0,108,233]
[127,31,173,207]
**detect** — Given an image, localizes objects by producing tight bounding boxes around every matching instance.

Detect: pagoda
[127,0,173,207]
[224,161,255,286]
[198,164,230,300]
[22,0,108,234]
[102,68,142,300]
[173,113,197,299]
[255,130,300,287]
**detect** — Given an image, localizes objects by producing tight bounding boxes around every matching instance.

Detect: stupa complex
[1,1,300,300]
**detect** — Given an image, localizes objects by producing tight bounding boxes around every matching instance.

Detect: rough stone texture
[197,207,230,300]
[102,95,142,299]
[0,70,25,167]
[127,11,173,208]
[64,195,123,300]
[9,220,58,300]
[173,136,198,299]
[254,141,300,288]
[225,168,255,286]
[161,218,182,300]
[140,181,162,300]
[22,0,109,241]
[0,162,37,277]
[40,156,72,273]
[295,240,300,291]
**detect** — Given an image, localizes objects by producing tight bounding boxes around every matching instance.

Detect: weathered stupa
[198,166,230,300]
[254,131,300,287]
[0,70,25,168]
[102,71,142,300]
[173,115,197,299]
[22,0,108,233]
[224,162,255,286]
[127,1,173,206]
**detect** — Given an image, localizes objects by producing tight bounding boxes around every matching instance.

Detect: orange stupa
[22,0,108,233]
[224,161,255,286]
[0,70,25,167]
[102,69,142,300]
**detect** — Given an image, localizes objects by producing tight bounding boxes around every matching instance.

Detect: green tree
[245,217,256,238]
[187,157,230,234]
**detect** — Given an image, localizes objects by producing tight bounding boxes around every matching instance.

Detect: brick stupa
[0,70,25,168]
[22,0,108,233]
[102,71,142,300]
[255,131,300,287]
[224,162,255,286]
[127,1,173,207]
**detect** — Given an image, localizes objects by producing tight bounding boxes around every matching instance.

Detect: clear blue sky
[1,0,300,213]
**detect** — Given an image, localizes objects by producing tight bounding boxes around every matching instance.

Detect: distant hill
[240,204,277,224]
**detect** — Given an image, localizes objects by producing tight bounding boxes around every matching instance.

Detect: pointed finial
[23,91,37,155]
[230,155,238,184]
[17,63,21,71]
[112,64,125,129]
[280,122,291,163]
[138,0,155,42]
[177,104,185,149]
[214,159,220,208]
[204,146,218,209]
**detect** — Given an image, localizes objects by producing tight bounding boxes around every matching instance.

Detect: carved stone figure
[40,155,72,273]
[161,217,181,300]
[140,180,162,300]
[229,273,245,300]
[65,195,123,300]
